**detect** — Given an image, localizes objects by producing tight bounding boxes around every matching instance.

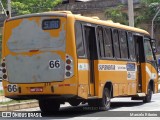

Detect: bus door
[83,25,97,96]
[134,35,145,92]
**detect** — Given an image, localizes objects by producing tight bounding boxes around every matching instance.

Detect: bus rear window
[42,19,60,30]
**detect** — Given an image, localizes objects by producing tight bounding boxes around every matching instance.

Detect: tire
[88,88,111,111]
[88,100,96,107]
[143,85,153,103]
[69,101,81,106]
[39,99,60,113]
[98,88,111,110]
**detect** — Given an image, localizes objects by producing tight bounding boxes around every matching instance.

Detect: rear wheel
[98,88,111,110]
[69,101,81,106]
[88,88,111,111]
[143,85,153,103]
[39,99,60,113]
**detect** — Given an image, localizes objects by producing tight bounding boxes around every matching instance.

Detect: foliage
[0,35,1,59]
[141,0,160,4]
[1,0,62,15]
[136,0,160,25]
[105,0,160,26]
[105,5,128,25]
[0,90,3,95]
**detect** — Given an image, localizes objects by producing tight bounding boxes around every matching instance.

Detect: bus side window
[127,32,136,61]
[97,26,105,58]
[75,22,85,58]
[112,29,120,58]
[119,30,128,59]
[103,28,113,58]
[144,38,154,61]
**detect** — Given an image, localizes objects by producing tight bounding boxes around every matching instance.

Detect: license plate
[30,87,43,92]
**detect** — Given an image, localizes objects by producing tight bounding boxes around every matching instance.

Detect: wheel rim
[148,88,152,100]
[104,93,110,107]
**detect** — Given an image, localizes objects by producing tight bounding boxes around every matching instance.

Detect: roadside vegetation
[105,0,160,27]
[0,90,3,95]
[0,35,1,59]
[1,0,62,15]
[105,0,160,53]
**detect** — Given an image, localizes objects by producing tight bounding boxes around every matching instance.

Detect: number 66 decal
[49,60,60,69]
[7,84,18,92]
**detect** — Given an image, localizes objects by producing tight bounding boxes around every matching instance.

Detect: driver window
[144,38,154,61]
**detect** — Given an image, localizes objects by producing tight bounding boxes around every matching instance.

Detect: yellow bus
[1,11,159,112]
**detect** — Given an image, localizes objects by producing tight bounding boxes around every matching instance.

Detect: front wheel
[143,85,153,103]
[39,99,60,113]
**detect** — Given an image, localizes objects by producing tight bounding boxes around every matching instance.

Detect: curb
[0,101,39,111]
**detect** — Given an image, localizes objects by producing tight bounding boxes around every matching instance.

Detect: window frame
[82,22,98,60]
[143,37,155,62]
[96,26,105,58]
[75,21,87,59]
[127,32,136,62]
[103,27,114,59]
[74,20,150,62]
[118,30,129,60]
[112,29,121,59]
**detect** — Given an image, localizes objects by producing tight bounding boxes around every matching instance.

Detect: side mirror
[151,39,156,43]
[151,39,157,53]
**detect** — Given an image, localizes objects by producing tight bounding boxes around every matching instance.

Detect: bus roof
[7,11,149,36]
[74,14,149,36]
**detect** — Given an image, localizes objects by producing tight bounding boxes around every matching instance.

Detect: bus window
[103,28,113,58]
[97,27,105,58]
[144,38,154,61]
[119,31,128,59]
[75,22,85,58]
[128,32,136,61]
[112,29,120,58]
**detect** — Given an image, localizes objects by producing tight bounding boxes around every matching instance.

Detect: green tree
[1,0,62,15]
[105,5,128,25]
[105,0,160,27]
[0,35,2,59]
[135,0,160,26]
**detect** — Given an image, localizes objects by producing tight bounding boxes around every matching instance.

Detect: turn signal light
[66,59,71,64]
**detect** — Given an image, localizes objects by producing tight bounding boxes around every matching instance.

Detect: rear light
[66,72,71,77]
[66,65,71,70]
[1,63,5,67]
[3,74,7,79]
[2,68,6,73]
[65,55,74,78]
[66,59,72,64]
[1,58,8,81]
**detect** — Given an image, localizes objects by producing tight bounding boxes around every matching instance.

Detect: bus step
[88,96,99,99]
[137,93,146,97]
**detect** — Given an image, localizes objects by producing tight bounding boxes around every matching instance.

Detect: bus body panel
[77,59,89,99]
[96,60,137,97]
[141,63,158,93]
[3,79,78,98]
[4,16,67,83]
[1,12,158,104]
[2,13,79,99]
